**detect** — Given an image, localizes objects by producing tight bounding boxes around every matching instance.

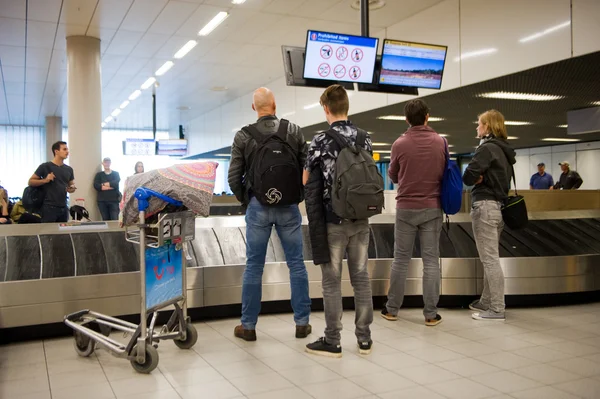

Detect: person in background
[134,161,144,174]
[1,188,11,224]
[463,110,515,322]
[303,84,374,358]
[94,157,121,221]
[381,99,446,327]
[228,87,311,342]
[529,163,554,190]
[552,161,583,190]
[28,141,76,223]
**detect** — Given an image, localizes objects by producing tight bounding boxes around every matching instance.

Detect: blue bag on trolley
[441,138,462,215]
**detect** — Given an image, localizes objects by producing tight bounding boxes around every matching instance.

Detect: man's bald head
[252,87,276,115]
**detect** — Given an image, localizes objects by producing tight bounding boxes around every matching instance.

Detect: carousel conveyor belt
[1,212,600,331]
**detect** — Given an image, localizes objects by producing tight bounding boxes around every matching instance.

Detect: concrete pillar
[66,36,102,221]
[45,116,62,161]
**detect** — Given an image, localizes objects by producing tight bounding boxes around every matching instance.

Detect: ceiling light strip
[141,77,156,90]
[174,40,198,59]
[541,138,580,142]
[128,90,142,101]
[478,92,564,101]
[199,12,229,36]
[155,61,174,76]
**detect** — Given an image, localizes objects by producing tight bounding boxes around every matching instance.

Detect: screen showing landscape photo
[157,139,187,156]
[379,40,447,89]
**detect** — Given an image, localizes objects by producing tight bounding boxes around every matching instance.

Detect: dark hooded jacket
[304,164,330,265]
[463,136,516,203]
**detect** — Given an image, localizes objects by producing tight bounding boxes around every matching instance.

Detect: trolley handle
[134,187,183,212]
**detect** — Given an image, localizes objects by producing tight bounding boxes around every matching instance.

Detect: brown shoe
[295,324,312,339]
[234,325,257,341]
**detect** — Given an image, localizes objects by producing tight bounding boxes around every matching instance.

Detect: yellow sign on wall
[373,152,380,161]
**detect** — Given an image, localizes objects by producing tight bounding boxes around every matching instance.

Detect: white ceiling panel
[26,81,46,97]
[204,0,274,9]
[27,21,59,49]
[59,0,97,26]
[26,47,52,68]
[86,26,117,47]
[175,4,227,37]
[120,0,169,32]
[113,56,149,76]
[7,94,24,115]
[28,0,62,23]
[26,67,48,84]
[104,30,144,55]
[101,54,127,73]
[148,1,200,35]
[219,10,281,44]
[0,17,26,46]
[266,0,309,15]
[49,49,67,71]
[292,0,343,19]
[53,24,88,50]
[89,0,134,29]
[0,0,26,19]
[40,95,62,115]
[3,81,24,96]
[2,66,25,83]
[130,33,170,57]
[0,45,26,67]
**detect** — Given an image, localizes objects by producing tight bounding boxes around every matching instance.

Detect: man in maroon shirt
[380,99,446,326]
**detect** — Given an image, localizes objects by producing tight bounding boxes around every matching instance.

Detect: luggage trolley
[64,187,198,373]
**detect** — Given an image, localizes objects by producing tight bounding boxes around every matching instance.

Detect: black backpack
[243,119,303,206]
[326,128,384,219]
[22,185,45,211]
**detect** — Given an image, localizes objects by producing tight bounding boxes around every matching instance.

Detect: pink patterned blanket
[120,162,217,226]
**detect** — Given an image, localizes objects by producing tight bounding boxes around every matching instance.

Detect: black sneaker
[425,314,442,326]
[358,340,372,355]
[305,337,342,358]
[381,306,398,321]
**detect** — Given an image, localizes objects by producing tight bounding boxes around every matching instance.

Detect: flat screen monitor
[303,30,378,84]
[123,138,155,156]
[157,139,187,156]
[379,39,447,89]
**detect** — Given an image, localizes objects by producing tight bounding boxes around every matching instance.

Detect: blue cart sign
[145,244,183,310]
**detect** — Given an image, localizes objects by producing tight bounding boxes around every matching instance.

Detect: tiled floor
[2,303,600,399]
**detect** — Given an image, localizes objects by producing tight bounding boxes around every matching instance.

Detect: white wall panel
[514,155,531,190]
[459,0,571,85]
[576,149,600,190]
[572,0,600,56]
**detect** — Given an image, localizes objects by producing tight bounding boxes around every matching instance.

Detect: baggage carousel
[1,209,599,335]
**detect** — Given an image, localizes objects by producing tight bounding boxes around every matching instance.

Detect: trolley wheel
[130,344,159,374]
[73,331,96,357]
[174,323,198,350]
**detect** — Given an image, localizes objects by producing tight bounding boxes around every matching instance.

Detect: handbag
[501,163,528,229]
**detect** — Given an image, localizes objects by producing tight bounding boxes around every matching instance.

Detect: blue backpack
[441,138,462,215]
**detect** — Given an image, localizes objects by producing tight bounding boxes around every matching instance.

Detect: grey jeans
[386,208,443,320]
[471,200,505,313]
[321,219,373,345]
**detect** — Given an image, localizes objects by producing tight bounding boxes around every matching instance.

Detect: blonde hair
[478,109,507,139]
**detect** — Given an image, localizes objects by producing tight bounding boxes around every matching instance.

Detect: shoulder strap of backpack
[242,124,265,144]
[356,128,368,149]
[325,129,349,150]
[274,119,289,141]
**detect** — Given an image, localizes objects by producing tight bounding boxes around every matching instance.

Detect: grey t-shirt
[35,162,74,207]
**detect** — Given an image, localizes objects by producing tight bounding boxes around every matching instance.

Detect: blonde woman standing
[462,110,516,321]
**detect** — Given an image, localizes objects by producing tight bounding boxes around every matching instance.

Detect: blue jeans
[97,201,120,221]
[241,197,311,329]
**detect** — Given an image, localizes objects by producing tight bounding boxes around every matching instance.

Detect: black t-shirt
[35,162,74,207]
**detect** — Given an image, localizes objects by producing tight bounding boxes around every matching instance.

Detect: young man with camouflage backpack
[303,84,384,358]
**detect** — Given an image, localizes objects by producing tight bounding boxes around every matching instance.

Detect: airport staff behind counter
[529,163,554,190]
[553,161,583,190]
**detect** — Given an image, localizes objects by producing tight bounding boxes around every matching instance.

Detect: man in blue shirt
[530,163,554,190]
